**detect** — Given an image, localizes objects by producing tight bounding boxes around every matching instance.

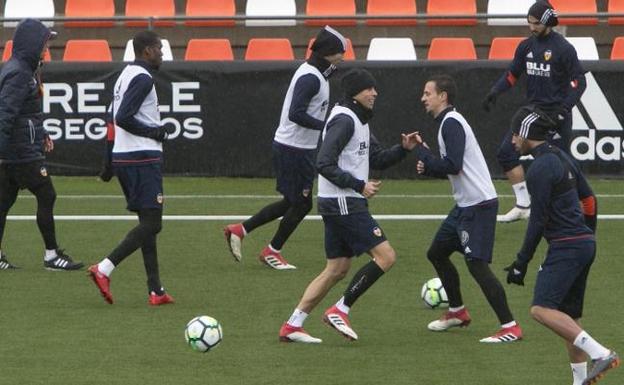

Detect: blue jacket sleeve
[560,45,587,111]
[517,158,560,264]
[490,40,527,95]
[288,74,325,131]
[415,118,465,179]
[369,133,408,170]
[0,69,32,157]
[114,73,159,138]
[316,114,365,193]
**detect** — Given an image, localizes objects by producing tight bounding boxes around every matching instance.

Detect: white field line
[14,194,624,199]
[6,214,624,221]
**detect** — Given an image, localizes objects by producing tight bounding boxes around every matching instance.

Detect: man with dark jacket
[0,19,83,271]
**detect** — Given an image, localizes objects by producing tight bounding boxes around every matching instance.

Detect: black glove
[152,125,175,142]
[481,91,497,112]
[98,163,114,182]
[504,259,528,286]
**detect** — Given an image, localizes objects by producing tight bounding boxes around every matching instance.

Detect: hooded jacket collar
[342,98,374,124]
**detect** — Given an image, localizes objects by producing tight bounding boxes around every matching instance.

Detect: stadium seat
[428,38,477,60]
[366,38,417,60]
[185,39,234,61]
[3,0,55,27]
[305,0,356,26]
[566,37,599,60]
[611,37,624,59]
[426,0,476,26]
[124,39,174,61]
[245,38,294,60]
[125,0,175,27]
[549,0,597,25]
[608,0,624,25]
[185,0,235,27]
[65,0,114,27]
[245,0,296,26]
[305,38,356,60]
[63,40,112,62]
[487,0,535,26]
[2,40,51,61]
[488,37,525,60]
[366,0,417,26]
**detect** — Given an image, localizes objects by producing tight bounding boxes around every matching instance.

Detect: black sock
[243,199,290,233]
[466,259,514,324]
[33,182,58,250]
[108,209,162,268]
[427,240,463,307]
[343,261,385,307]
[270,198,312,250]
[0,186,18,247]
[141,233,162,294]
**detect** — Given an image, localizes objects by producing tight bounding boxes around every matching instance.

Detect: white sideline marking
[15,194,624,199]
[6,215,624,221]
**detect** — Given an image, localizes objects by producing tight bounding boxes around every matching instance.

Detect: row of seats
[5,0,624,28]
[6,36,624,62]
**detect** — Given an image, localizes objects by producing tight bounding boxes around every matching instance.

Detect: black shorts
[272,141,315,203]
[322,211,387,258]
[532,237,595,319]
[0,160,51,193]
[432,199,498,263]
[115,163,163,212]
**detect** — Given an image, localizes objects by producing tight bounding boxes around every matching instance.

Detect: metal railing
[0,12,621,30]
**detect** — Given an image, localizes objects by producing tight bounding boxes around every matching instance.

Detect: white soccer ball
[421,277,449,309]
[184,315,223,352]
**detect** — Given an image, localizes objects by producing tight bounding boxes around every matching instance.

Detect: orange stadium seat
[65,0,115,27]
[63,40,112,62]
[549,0,597,25]
[426,0,476,26]
[366,0,417,26]
[185,39,234,61]
[305,0,356,26]
[488,37,524,60]
[245,38,294,60]
[608,0,624,25]
[125,0,175,27]
[3,40,51,61]
[185,0,235,27]
[611,37,624,59]
[305,38,355,60]
[428,38,477,60]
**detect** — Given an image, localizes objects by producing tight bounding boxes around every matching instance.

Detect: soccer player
[224,26,347,270]
[87,31,175,306]
[415,75,523,343]
[506,117,619,385]
[482,0,587,223]
[0,19,83,271]
[279,69,419,343]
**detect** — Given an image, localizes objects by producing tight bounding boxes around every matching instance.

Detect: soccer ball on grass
[184,315,223,352]
[421,277,449,309]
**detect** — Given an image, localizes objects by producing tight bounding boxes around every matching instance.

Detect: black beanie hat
[311,25,347,57]
[341,69,376,98]
[528,0,558,27]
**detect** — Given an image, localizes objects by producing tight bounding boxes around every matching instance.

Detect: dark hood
[12,19,53,71]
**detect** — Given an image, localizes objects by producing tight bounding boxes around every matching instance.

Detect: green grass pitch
[0,177,621,385]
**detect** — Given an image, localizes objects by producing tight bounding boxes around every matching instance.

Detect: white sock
[449,305,465,313]
[335,297,350,314]
[268,244,280,253]
[97,258,115,277]
[571,362,587,385]
[512,181,531,208]
[573,331,610,359]
[287,309,308,328]
[44,249,57,261]
[501,320,517,329]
